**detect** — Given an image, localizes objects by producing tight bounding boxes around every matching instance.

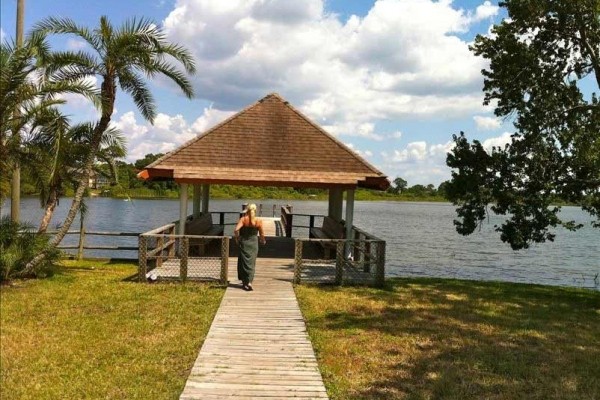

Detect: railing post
[156,235,164,268]
[219,212,225,226]
[138,235,147,282]
[375,241,386,287]
[259,203,263,216]
[272,204,276,217]
[168,226,176,257]
[335,241,344,285]
[220,237,229,285]
[180,236,189,282]
[294,239,302,285]
[363,238,371,273]
[77,226,86,260]
[286,213,293,238]
[309,215,315,230]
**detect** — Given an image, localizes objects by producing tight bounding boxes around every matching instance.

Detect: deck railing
[138,223,229,285]
[293,238,385,287]
[49,230,139,260]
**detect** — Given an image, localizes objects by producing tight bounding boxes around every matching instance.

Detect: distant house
[88,170,111,189]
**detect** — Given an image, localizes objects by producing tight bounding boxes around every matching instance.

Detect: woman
[234,203,266,291]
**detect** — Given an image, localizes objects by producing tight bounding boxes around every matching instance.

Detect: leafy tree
[388,177,407,194]
[446,0,600,250]
[437,181,450,199]
[134,153,164,170]
[23,16,195,271]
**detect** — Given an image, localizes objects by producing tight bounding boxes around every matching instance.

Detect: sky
[1,0,515,186]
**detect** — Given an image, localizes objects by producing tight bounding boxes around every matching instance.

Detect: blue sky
[1,0,513,185]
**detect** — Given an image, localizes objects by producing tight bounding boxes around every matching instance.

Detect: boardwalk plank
[179,256,329,399]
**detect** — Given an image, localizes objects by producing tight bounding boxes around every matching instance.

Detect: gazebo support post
[201,184,210,214]
[328,188,344,222]
[345,188,355,258]
[179,183,188,235]
[193,185,201,218]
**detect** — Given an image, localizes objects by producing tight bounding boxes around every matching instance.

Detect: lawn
[0,260,224,399]
[296,278,600,400]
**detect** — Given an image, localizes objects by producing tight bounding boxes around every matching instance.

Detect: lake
[2,197,599,290]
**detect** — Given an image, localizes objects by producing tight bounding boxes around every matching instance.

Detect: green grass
[0,260,224,399]
[296,278,600,400]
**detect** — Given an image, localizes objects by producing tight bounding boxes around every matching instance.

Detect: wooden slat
[179,257,329,399]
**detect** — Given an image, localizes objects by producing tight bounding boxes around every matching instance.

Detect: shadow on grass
[303,278,600,399]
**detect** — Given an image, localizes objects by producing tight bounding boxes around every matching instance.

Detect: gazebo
[137,93,389,285]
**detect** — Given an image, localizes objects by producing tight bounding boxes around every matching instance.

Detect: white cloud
[482,131,512,152]
[473,115,501,130]
[346,143,373,158]
[383,139,455,185]
[66,38,87,50]
[162,0,493,141]
[472,1,500,22]
[0,28,6,41]
[113,106,234,162]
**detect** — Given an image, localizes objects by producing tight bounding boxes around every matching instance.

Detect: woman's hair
[247,203,257,225]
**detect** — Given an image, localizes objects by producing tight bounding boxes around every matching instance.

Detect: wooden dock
[179,257,328,399]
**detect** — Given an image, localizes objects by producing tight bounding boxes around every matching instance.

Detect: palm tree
[23,107,125,232]
[0,34,99,205]
[23,16,195,270]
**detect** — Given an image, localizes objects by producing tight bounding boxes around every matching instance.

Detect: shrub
[0,216,60,281]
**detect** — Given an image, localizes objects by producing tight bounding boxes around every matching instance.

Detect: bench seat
[309,216,344,259]
[185,213,224,256]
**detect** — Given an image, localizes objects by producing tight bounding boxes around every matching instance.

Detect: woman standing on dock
[234,204,266,291]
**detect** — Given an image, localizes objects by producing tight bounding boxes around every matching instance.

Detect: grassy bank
[0,260,224,399]
[99,186,448,202]
[296,279,600,400]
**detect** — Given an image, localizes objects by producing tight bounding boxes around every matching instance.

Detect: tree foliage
[446,0,600,249]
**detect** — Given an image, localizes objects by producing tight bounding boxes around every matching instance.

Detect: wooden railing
[138,223,229,285]
[50,230,139,260]
[293,238,385,287]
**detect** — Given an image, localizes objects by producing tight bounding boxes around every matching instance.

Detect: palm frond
[118,68,156,122]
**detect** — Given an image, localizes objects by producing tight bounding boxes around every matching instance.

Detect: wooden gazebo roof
[139,93,390,190]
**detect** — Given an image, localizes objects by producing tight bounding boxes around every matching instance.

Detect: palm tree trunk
[24,78,116,271]
[38,187,58,233]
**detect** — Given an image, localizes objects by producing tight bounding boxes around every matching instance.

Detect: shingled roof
[139,93,390,190]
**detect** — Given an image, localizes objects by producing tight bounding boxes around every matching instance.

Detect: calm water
[2,197,599,289]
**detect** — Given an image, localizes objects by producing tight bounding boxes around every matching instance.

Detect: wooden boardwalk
[179,219,328,399]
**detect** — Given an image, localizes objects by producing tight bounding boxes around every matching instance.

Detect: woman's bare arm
[258,220,266,245]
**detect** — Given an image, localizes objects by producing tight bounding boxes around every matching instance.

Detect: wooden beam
[179,183,188,235]
[201,184,210,214]
[193,185,202,217]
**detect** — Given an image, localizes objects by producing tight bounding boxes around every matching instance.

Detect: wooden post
[219,212,224,226]
[168,225,176,257]
[180,236,189,282]
[138,235,147,282]
[201,184,210,214]
[77,226,85,260]
[309,215,315,230]
[156,235,164,268]
[179,183,188,235]
[293,239,302,285]
[363,238,372,273]
[272,204,276,217]
[375,241,386,287]
[345,188,355,259]
[328,188,343,222]
[193,185,201,217]
[220,237,229,285]
[335,241,344,285]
